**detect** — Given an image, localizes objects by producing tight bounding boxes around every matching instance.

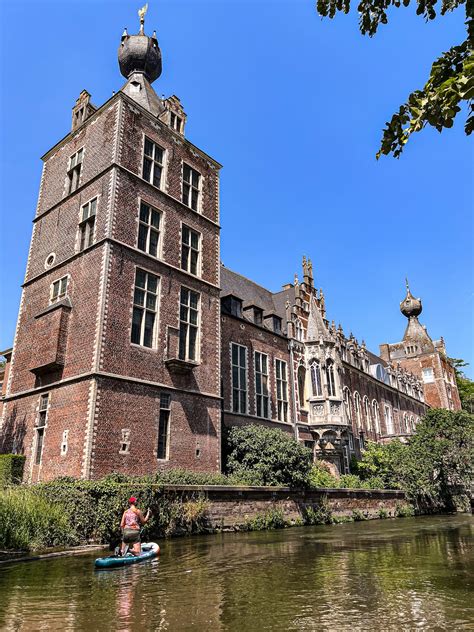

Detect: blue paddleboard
[95,542,160,568]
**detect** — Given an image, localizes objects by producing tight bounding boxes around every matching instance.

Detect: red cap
[129,496,137,504]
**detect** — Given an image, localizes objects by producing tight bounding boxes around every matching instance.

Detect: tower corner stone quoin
[0,11,461,481]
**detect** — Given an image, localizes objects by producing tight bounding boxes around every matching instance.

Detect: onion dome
[400,279,422,319]
[118,5,162,83]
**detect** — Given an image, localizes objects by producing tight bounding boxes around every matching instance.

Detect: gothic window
[181,225,201,275]
[67,148,83,194]
[325,360,336,397]
[131,269,159,348]
[298,365,306,408]
[143,137,164,188]
[295,319,304,341]
[78,197,97,252]
[231,343,247,414]
[35,394,49,465]
[403,413,409,433]
[310,361,323,397]
[255,352,270,418]
[363,396,371,431]
[372,400,380,434]
[179,287,200,361]
[343,388,352,423]
[138,202,161,257]
[275,359,288,422]
[384,404,394,435]
[157,394,171,460]
[354,392,362,428]
[182,164,201,211]
[50,276,68,303]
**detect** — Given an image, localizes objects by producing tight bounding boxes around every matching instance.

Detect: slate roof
[220,265,288,322]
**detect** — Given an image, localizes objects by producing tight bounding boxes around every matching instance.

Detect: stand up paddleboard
[95,542,160,569]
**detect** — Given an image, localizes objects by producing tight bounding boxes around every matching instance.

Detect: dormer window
[222,295,242,318]
[170,112,183,133]
[254,308,263,326]
[273,316,282,334]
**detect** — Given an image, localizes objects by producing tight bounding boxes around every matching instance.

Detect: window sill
[165,358,200,373]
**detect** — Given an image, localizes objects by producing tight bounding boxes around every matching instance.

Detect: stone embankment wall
[160,486,407,529]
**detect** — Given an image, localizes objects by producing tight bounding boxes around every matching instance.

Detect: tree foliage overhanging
[353,408,474,511]
[315,0,474,157]
[449,358,474,413]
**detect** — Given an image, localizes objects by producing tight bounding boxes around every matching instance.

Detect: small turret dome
[118,6,162,83]
[400,280,422,319]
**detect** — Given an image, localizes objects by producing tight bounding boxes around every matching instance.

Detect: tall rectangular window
[231,343,247,414]
[51,276,68,303]
[182,164,201,211]
[138,202,161,257]
[170,113,182,133]
[157,394,171,460]
[275,359,288,422]
[255,352,269,418]
[384,405,394,435]
[67,148,83,194]
[422,367,434,383]
[78,197,97,251]
[181,225,200,275]
[142,137,164,188]
[179,288,200,361]
[35,394,49,465]
[131,269,159,348]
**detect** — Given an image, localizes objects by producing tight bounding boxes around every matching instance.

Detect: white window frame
[344,388,352,424]
[422,367,434,383]
[310,361,323,397]
[119,429,131,454]
[157,394,171,460]
[50,275,69,304]
[275,358,289,422]
[231,343,248,414]
[384,404,394,435]
[67,148,83,194]
[325,360,337,397]
[255,351,270,419]
[179,287,200,362]
[181,224,201,276]
[354,391,362,428]
[78,196,97,252]
[35,393,49,466]
[142,137,165,189]
[182,163,201,212]
[363,396,372,431]
[137,200,162,258]
[60,429,69,456]
[131,268,160,349]
[372,400,380,434]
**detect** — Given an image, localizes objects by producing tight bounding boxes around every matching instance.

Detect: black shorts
[122,528,141,544]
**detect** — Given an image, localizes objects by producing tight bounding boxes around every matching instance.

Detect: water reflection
[0,515,472,631]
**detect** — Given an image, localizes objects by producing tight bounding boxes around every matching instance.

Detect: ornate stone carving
[312,403,325,416]
[330,402,341,415]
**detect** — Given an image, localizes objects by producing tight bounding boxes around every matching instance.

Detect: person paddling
[119,496,151,556]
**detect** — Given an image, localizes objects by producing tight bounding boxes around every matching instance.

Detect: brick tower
[0,10,222,481]
[379,281,461,410]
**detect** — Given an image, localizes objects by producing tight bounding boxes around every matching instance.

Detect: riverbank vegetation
[0,409,471,551]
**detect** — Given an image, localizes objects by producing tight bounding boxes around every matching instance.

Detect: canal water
[0,515,472,631]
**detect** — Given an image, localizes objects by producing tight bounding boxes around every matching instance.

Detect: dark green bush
[225,424,312,487]
[243,507,287,531]
[0,454,26,486]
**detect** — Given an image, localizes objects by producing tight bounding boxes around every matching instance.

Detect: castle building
[0,14,460,481]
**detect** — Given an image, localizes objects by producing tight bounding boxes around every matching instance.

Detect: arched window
[343,388,352,423]
[363,396,371,431]
[384,404,394,435]
[354,392,362,428]
[310,361,322,397]
[295,319,304,342]
[372,400,380,434]
[297,365,306,408]
[403,412,409,433]
[325,360,336,397]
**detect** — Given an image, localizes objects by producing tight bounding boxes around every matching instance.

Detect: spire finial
[405,277,410,292]
[138,3,148,35]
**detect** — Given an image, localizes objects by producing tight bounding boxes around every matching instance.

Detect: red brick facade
[0,22,461,481]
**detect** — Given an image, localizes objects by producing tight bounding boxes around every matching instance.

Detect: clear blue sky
[0,1,472,376]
